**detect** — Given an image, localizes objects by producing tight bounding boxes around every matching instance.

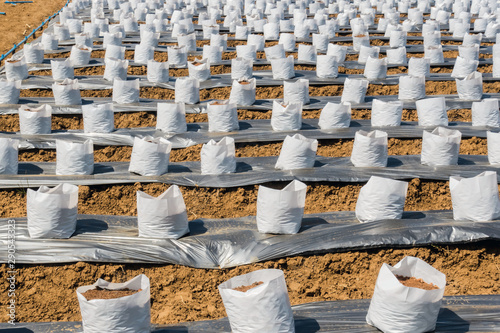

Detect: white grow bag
[351,130,388,167]
[424,45,444,64]
[105,44,126,60]
[188,59,211,81]
[229,79,256,106]
[364,56,387,80]
[271,101,303,131]
[450,171,500,222]
[134,43,155,65]
[5,58,29,81]
[19,104,52,134]
[218,269,295,333]
[386,47,407,65]
[487,131,500,164]
[52,79,82,105]
[316,55,339,78]
[256,180,307,234]
[358,45,380,64]
[279,33,296,52]
[0,79,21,104]
[82,103,114,133]
[137,186,190,238]
[77,274,151,333]
[175,77,200,104]
[112,79,140,104]
[318,102,351,129]
[56,139,94,175]
[398,75,426,101]
[456,71,483,101]
[236,44,257,60]
[275,134,318,170]
[271,56,295,80]
[200,136,237,174]
[471,98,500,127]
[366,256,446,333]
[70,45,92,66]
[421,127,462,166]
[327,44,347,63]
[231,57,253,80]
[451,56,479,78]
[0,138,19,175]
[265,44,286,60]
[341,78,369,104]
[207,100,239,132]
[147,60,169,83]
[27,183,78,239]
[297,44,317,62]
[283,79,310,105]
[203,45,223,63]
[416,97,448,126]
[103,58,128,81]
[51,58,74,81]
[23,43,44,64]
[408,57,430,77]
[41,32,58,50]
[371,99,403,127]
[168,46,188,67]
[355,176,408,223]
[156,102,187,133]
[129,137,171,176]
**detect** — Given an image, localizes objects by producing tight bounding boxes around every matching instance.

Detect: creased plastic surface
[2,210,500,268]
[4,154,500,188]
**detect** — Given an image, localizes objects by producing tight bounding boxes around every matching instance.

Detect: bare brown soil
[81,287,142,300]
[396,275,439,290]
[233,281,263,292]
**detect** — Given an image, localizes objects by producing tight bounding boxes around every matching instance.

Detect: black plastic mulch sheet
[2,295,499,332]
[9,70,500,91]
[0,94,499,115]
[0,119,496,150]
[1,211,500,268]
[2,154,500,188]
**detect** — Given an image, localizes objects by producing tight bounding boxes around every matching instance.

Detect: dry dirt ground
[0,2,499,326]
[0,0,68,61]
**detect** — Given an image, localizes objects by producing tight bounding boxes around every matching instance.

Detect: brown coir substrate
[80,287,142,300]
[1,242,499,323]
[396,275,440,290]
[233,281,264,292]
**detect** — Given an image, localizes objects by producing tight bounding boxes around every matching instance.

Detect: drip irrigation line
[0,0,70,62]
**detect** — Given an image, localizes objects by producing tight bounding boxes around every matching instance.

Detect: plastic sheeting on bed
[1,154,500,188]
[1,211,500,267]
[0,119,495,151]
[1,94,500,115]
[10,71,500,91]
[3,295,495,332]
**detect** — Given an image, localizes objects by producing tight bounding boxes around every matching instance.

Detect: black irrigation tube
[0,0,70,62]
